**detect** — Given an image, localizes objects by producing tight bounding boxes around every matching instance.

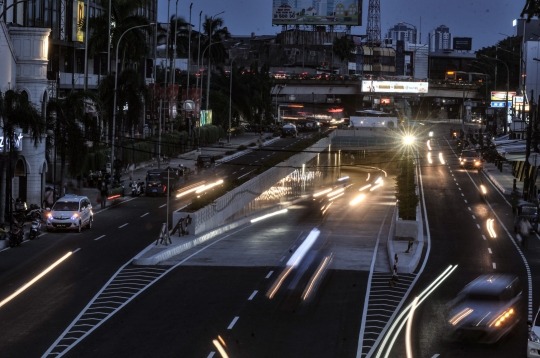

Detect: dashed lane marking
[227,316,239,329]
[94,235,106,241]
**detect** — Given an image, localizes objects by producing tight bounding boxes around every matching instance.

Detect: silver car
[46,195,93,233]
[447,274,523,344]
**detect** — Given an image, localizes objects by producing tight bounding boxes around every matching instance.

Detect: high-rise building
[430,25,452,51]
[386,23,416,44]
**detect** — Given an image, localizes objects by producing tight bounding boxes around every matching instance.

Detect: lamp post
[228,50,249,144]
[480,54,509,134]
[205,11,225,111]
[399,22,418,44]
[187,3,193,95]
[111,23,154,180]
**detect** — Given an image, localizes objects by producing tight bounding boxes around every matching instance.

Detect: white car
[46,194,93,233]
[528,308,540,357]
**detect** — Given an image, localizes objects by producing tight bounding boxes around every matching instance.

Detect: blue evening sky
[158,0,525,50]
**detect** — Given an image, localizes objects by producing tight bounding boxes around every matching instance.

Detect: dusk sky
[158,0,525,51]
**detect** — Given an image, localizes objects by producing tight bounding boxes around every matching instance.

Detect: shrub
[237,145,247,151]
[395,155,418,220]
[248,142,256,147]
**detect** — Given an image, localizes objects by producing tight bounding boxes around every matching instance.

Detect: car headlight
[71,213,79,220]
[530,330,540,343]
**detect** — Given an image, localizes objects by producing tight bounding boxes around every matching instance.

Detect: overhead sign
[361,80,428,93]
[453,37,472,51]
[272,0,362,26]
[491,101,513,108]
[491,91,516,101]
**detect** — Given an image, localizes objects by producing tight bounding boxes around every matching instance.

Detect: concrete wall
[173,134,334,235]
[0,22,16,93]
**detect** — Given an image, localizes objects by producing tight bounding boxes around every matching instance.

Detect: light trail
[406,296,419,358]
[250,209,288,223]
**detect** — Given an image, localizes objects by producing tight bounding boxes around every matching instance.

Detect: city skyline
[158,0,524,50]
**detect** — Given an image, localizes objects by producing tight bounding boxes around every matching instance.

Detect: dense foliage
[395,155,418,220]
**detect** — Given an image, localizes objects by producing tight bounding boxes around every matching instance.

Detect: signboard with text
[361,80,428,93]
[200,110,212,126]
[272,0,362,26]
[75,1,85,42]
[491,91,516,101]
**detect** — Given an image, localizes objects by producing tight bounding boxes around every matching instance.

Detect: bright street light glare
[403,135,415,145]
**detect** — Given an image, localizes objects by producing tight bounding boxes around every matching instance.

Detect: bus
[445,71,468,81]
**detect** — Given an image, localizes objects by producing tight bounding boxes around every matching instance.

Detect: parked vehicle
[29,217,41,240]
[130,180,145,196]
[46,194,93,233]
[13,201,42,223]
[8,220,24,247]
[514,200,538,233]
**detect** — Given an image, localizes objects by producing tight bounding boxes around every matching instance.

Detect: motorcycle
[8,220,24,247]
[130,180,145,197]
[13,200,42,223]
[28,217,41,240]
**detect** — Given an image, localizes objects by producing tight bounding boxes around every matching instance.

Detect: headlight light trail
[314,188,332,197]
[350,194,366,206]
[487,218,496,238]
[176,182,206,198]
[439,152,445,164]
[0,252,72,309]
[359,184,372,191]
[376,265,458,358]
[426,140,431,151]
[250,209,288,223]
[196,179,224,193]
[427,152,432,164]
[405,296,419,358]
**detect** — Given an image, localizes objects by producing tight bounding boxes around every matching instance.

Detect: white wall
[525,40,540,102]
[0,22,17,93]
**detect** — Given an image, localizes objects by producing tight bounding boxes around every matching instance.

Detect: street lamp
[205,11,225,111]
[480,54,509,134]
[111,23,154,180]
[399,22,418,44]
[228,50,249,144]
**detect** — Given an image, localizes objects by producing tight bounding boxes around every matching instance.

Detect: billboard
[491,91,516,101]
[272,0,362,26]
[200,110,212,126]
[75,1,85,42]
[361,81,429,94]
[453,37,472,51]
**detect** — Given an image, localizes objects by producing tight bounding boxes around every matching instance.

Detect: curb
[483,168,508,194]
[132,195,309,266]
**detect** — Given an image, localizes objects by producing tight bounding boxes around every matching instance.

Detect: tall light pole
[111,23,154,179]
[480,54,509,134]
[400,22,418,44]
[228,51,249,144]
[187,3,193,96]
[206,11,225,111]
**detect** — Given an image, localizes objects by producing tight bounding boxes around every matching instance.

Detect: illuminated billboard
[272,0,362,26]
[361,81,429,94]
[75,1,85,42]
[491,91,516,101]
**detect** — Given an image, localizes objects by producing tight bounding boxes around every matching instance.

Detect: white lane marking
[248,290,258,300]
[119,223,128,228]
[0,247,10,252]
[488,248,492,254]
[476,224,481,229]
[227,316,239,329]
[467,207,471,210]
[159,204,166,208]
[232,172,237,174]
[279,256,286,262]
[493,262,497,269]
[461,193,464,196]
[73,248,81,253]
[482,235,487,240]
[265,271,273,278]
[472,215,476,219]
[94,197,137,214]
[240,167,245,170]
[456,183,459,186]
[458,187,461,190]
[207,353,215,358]
[140,212,149,217]
[431,355,440,358]
[454,178,456,181]
[38,232,48,238]
[94,235,106,241]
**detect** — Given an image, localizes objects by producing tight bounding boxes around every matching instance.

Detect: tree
[86,0,153,72]
[521,0,540,20]
[333,35,355,75]
[474,36,521,91]
[0,90,46,223]
[200,15,231,66]
[46,91,101,194]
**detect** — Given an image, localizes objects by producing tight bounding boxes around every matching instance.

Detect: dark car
[145,169,180,196]
[196,155,215,170]
[281,124,298,138]
[459,150,482,169]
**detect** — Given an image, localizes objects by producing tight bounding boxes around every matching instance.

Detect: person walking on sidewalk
[99,182,109,209]
[519,217,532,249]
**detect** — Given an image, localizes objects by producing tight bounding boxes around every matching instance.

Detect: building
[430,25,452,52]
[386,23,416,45]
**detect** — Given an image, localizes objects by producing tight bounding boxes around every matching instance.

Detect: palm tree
[46,91,101,195]
[333,35,355,75]
[0,90,46,223]
[200,15,231,67]
[86,0,153,72]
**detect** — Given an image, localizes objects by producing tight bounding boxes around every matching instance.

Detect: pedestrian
[99,182,108,209]
[520,218,532,248]
[128,162,135,181]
